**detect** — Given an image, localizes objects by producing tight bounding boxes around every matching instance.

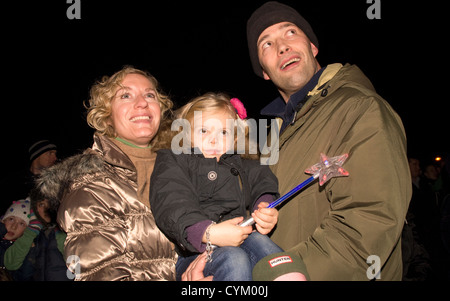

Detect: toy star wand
[240,153,350,227]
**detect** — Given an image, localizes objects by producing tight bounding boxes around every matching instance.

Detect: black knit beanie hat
[29,140,57,162]
[247,1,319,78]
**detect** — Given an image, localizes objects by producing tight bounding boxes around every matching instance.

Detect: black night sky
[2,0,448,175]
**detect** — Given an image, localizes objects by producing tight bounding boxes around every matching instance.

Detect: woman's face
[110,74,161,147]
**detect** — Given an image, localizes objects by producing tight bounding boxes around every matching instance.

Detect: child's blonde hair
[175,92,258,159]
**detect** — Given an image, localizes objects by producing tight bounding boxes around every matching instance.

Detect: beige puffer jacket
[37,134,177,280]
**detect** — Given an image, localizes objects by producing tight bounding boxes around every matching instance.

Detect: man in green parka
[247,2,411,280]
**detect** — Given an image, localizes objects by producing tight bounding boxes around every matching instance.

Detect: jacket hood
[333,64,375,92]
[291,63,376,124]
[308,64,376,99]
[36,150,105,213]
[36,134,138,213]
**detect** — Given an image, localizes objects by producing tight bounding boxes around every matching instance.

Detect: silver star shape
[305,153,349,186]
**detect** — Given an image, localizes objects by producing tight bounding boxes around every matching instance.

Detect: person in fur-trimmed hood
[36,67,179,280]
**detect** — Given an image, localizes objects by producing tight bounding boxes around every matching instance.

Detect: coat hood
[36,134,138,213]
[36,150,105,213]
[307,63,376,100]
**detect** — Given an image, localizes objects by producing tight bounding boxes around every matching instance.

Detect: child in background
[0,198,35,280]
[26,188,69,280]
[150,92,283,281]
[1,189,69,281]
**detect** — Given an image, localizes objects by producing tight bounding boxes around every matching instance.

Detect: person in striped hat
[22,140,58,197]
[28,140,58,176]
[1,140,58,215]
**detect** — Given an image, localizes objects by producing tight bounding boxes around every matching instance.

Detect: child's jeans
[176,232,283,281]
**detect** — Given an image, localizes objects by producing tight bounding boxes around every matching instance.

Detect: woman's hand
[252,202,278,235]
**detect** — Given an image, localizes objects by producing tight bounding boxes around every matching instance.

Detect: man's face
[408,158,421,179]
[257,22,320,101]
[35,150,57,169]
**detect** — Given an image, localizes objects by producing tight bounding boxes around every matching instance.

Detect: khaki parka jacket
[37,134,177,280]
[265,63,412,280]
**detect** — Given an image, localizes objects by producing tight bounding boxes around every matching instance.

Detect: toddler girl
[150,92,283,280]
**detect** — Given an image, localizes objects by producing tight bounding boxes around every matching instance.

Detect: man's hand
[181,252,213,281]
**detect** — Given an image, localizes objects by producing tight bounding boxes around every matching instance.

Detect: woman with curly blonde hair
[36,66,205,280]
[86,66,173,150]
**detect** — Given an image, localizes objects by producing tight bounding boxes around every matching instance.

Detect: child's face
[2,216,27,241]
[192,110,236,161]
[37,199,51,223]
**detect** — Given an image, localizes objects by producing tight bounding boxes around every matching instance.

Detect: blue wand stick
[239,153,349,227]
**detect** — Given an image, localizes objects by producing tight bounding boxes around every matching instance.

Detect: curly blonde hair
[86,66,174,149]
